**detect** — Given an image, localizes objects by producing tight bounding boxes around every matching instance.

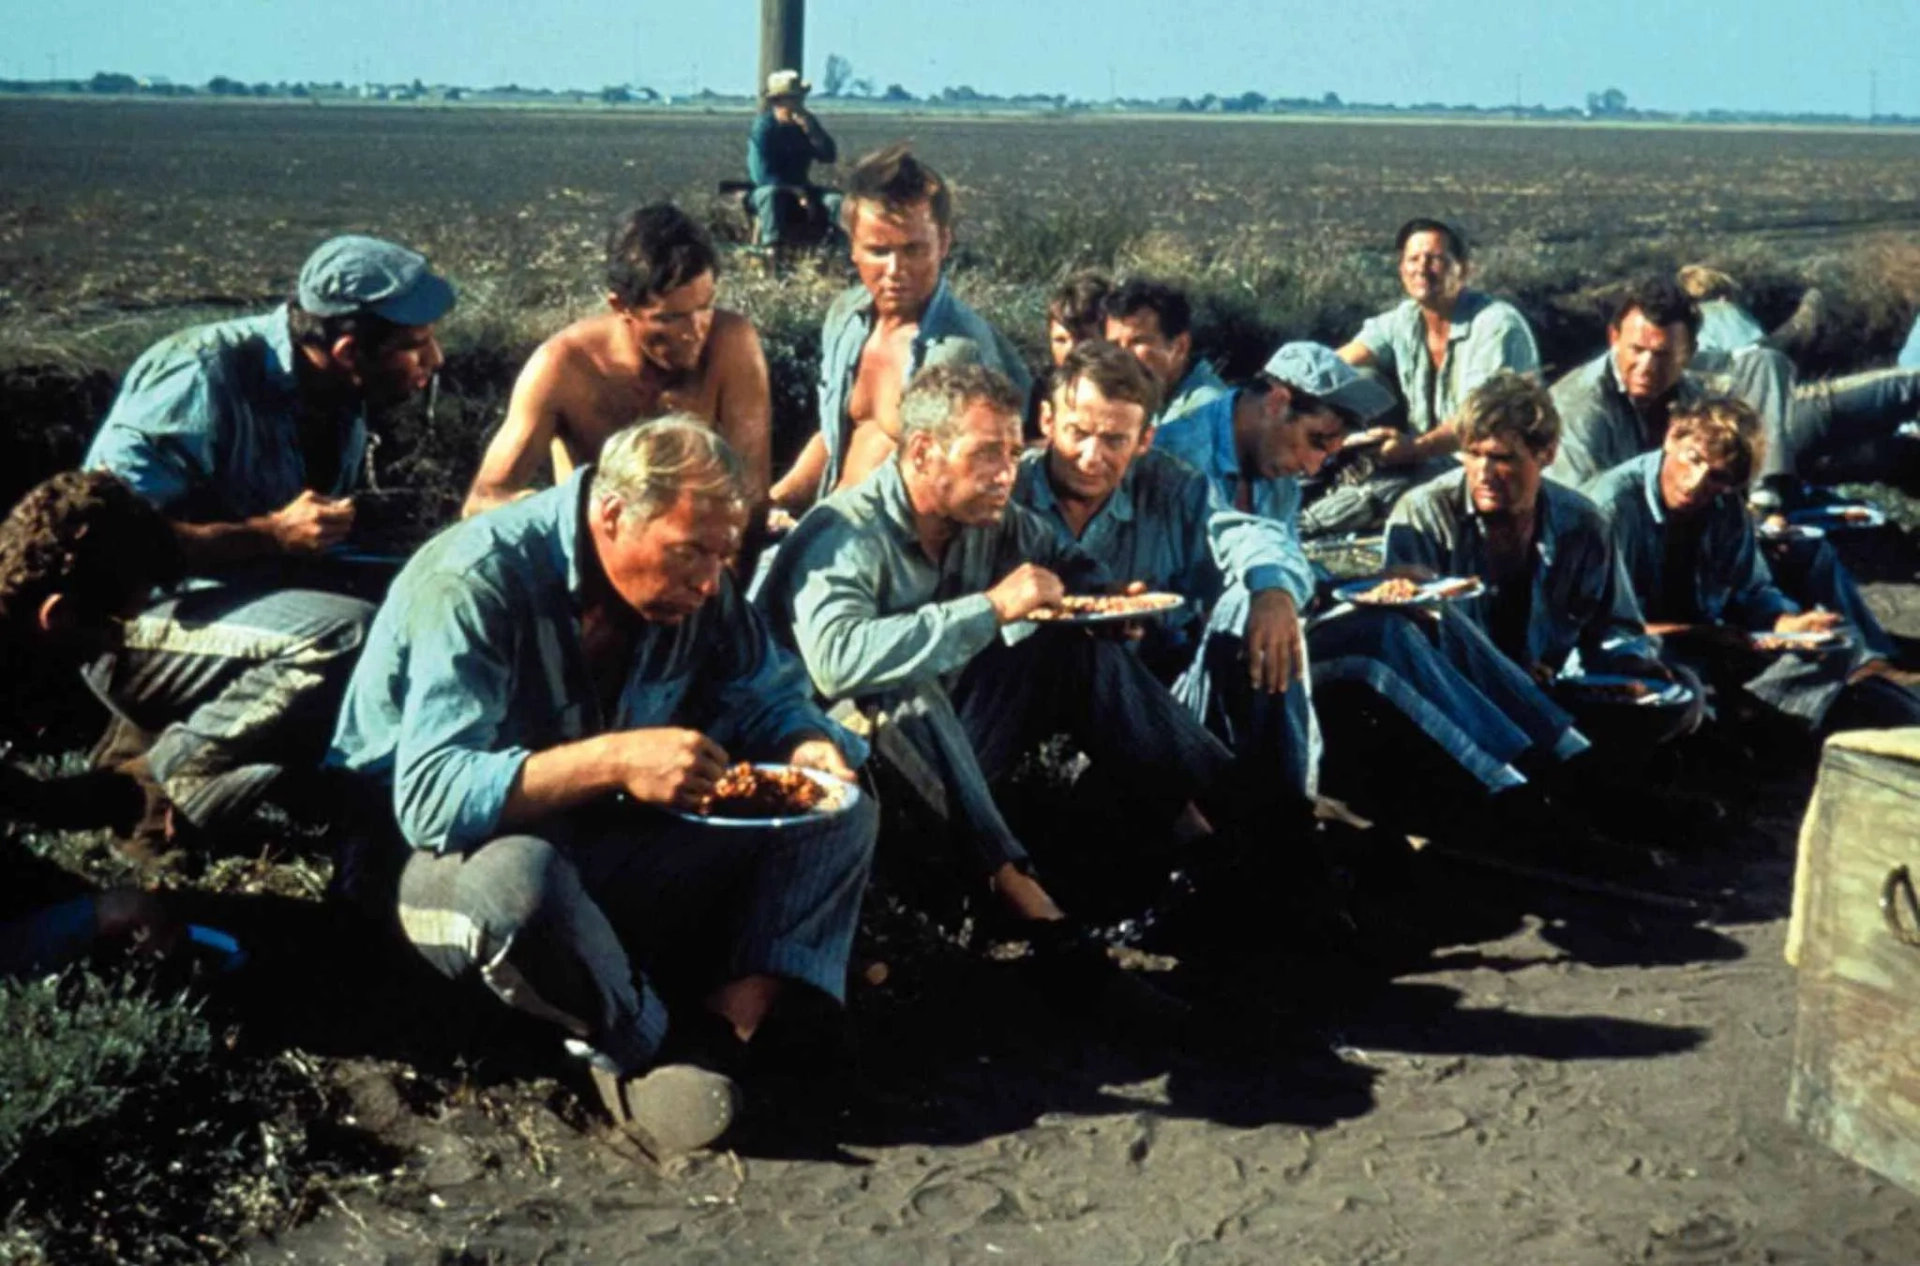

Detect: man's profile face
[1399,230,1467,310]
[351,324,443,408]
[1609,308,1693,403]
[1253,394,1348,481]
[1660,434,1742,516]
[1105,309,1189,391]
[914,402,1023,527]
[597,489,745,624]
[1463,432,1551,520]
[1043,377,1150,504]
[849,199,950,320]
[615,271,717,374]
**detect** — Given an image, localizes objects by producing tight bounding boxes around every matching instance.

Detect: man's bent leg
[396,835,665,1075]
[863,683,1033,877]
[1791,366,1920,472]
[82,586,373,830]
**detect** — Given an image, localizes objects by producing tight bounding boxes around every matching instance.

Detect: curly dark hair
[0,471,180,625]
[605,204,719,309]
[1104,277,1193,340]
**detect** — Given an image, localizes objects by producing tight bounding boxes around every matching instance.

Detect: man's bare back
[463,308,771,517]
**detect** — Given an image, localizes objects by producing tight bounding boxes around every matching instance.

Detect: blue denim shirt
[85,308,368,526]
[1546,351,1714,489]
[813,277,1032,497]
[1385,469,1661,675]
[1695,299,1766,355]
[1586,450,1798,631]
[758,460,1105,701]
[747,109,836,188]
[327,470,854,854]
[1147,390,1317,609]
[1901,314,1920,369]
[1354,291,1540,434]
[1156,359,1230,429]
[1011,448,1294,661]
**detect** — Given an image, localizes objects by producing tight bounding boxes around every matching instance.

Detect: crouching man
[327,418,877,1159]
[757,363,1231,1004]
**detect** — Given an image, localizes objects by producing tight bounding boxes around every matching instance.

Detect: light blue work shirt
[812,277,1032,498]
[1384,469,1661,676]
[757,460,1105,701]
[1586,451,1797,631]
[1546,351,1715,489]
[1901,314,1920,369]
[747,109,837,189]
[85,308,368,527]
[327,470,855,855]
[1155,359,1230,429]
[1147,389,1317,610]
[1011,448,1293,663]
[1695,299,1766,355]
[1353,290,1540,434]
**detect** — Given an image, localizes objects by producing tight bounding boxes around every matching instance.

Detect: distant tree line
[0,68,1908,127]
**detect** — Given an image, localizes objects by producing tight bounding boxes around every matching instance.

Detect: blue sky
[8,0,1919,115]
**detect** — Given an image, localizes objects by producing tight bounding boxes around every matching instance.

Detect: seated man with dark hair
[1104,277,1228,428]
[771,145,1030,514]
[747,70,842,249]
[84,234,453,858]
[1313,217,1541,536]
[330,417,877,1160]
[760,362,1231,994]
[1014,339,1317,800]
[465,204,772,520]
[1588,396,1920,735]
[0,471,188,969]
[1025,271,1112,443]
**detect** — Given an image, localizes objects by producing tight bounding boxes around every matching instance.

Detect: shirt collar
[265,306,300,394]
[871,460,924,550]
[551,467,596,609]
[845,273,958,365]
[1442,290,1492,342]
[1641,450,1670,525]
[1021,450,1137,530]
[1458,470,1563,564]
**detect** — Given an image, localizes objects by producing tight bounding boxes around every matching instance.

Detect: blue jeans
[381,794,878,1075]
[746,184,844,247]
[81,585,373,829]
[1712,347,1920,483]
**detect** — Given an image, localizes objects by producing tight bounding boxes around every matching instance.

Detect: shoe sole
[592,1063,740,1160]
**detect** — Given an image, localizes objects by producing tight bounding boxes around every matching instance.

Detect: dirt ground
[216,562,1920,1266]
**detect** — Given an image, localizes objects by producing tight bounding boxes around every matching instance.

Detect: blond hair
[1676,264,1741,303]
[1456,371,1561,456]
[1667,396,1765,489]
[591,415,745,524]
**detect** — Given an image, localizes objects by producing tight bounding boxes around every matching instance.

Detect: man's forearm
[173,517,283,568]
[499,735,623,830]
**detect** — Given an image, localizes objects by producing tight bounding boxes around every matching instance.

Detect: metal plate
[670,764,862,829]
[1333,575,1487,607]
[1024,593,1186,625]
[1558,672,1695,709]
[1752,629,1854,655]
[1788,504,1888,532]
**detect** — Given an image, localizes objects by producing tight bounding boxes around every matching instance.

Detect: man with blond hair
[760,362,1229,1017]
[769,144,1029,513]
[464,205,772,521]
[1587,396,1920,734]
[330,417,876,1160]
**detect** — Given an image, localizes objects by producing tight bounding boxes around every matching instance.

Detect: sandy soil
[236,549,1920,1266]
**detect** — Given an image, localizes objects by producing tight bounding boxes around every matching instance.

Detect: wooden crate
[1787,728,1920,1196]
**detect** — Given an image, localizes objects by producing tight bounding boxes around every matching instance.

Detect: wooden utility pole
[759,0,805,100]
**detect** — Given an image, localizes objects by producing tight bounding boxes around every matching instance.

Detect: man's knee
[433,835,586,951]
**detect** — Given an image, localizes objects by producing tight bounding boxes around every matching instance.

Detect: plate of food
[1558,673,1694,709]
[676,763,861,828]
[1025,592,1186,624]
[1750,629,1853,655]
[1756,516,1824,543]
[1332,575,1486,606]
[1787,503,1887,532]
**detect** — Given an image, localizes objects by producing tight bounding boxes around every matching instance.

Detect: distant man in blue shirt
[746,69,841,249]
[1588,396,1920,735]
[769,145,1029,515]
[1104,278,1229,429]
[1311,218,1541,536]
[81,234,452,857]
[1013,339,1316,797]
[329,418,876,1160]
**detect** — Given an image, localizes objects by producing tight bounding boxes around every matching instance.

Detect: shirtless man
[769,144,1028,513]
[463,204,772,518]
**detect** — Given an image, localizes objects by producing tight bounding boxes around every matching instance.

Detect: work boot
[1762,287,1827,357]
[590,1009,746,1160]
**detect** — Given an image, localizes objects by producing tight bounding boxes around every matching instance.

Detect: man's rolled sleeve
[1355,310,1399,369]
[389,577,533,853]
[84,358,219,514]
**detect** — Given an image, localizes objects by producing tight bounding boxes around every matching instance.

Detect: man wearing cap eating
[80,233,453,858]
[747,70,841,249]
